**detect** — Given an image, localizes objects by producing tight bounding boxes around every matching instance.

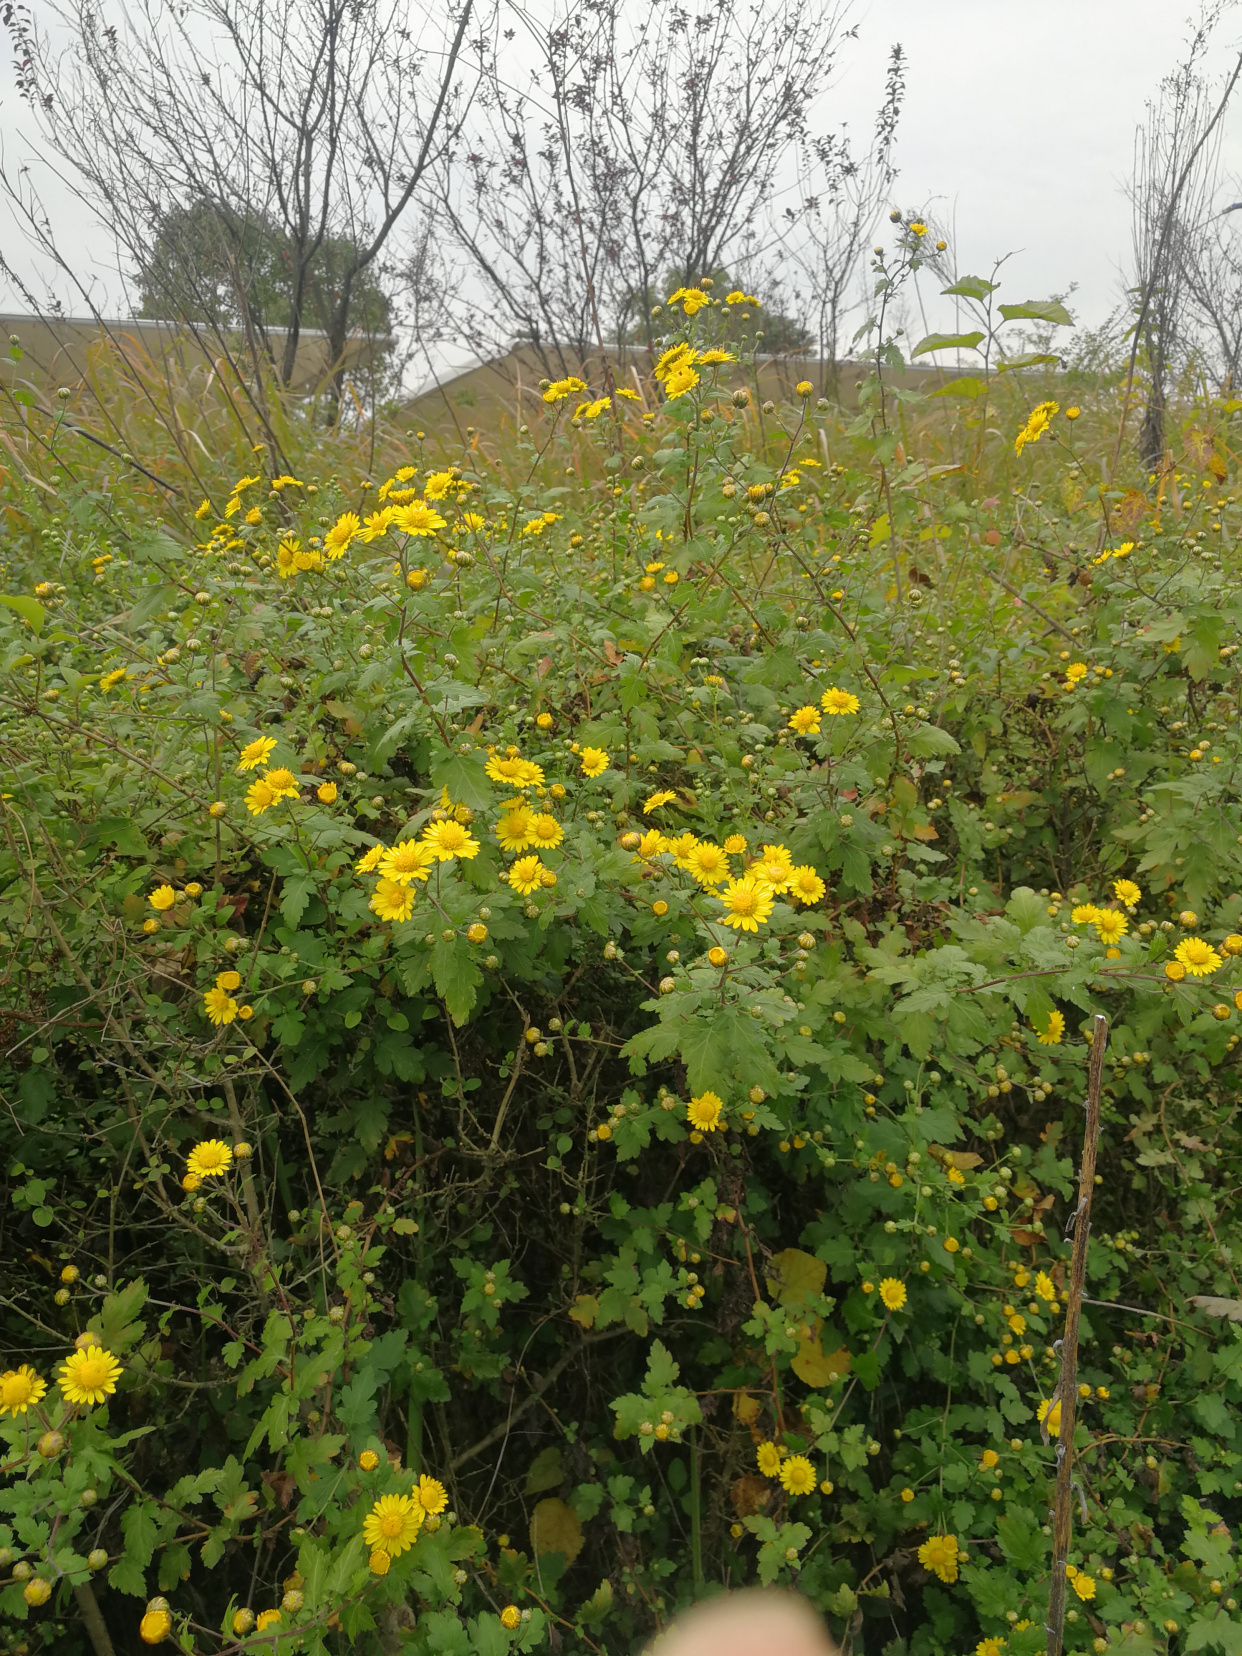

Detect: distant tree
[2,0,475,404]
[135,199,393,354]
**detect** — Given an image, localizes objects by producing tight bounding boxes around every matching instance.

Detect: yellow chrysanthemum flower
[188,1140,233,1178]
[528,814,563,849]
[422,820,480,862]
[236,736,277,772]
[496,807,535,852]
[203,987,238,1026]
[392,502,447,537]
[788,705,821,735]
[58,1345,122,1406]
[323,512,361,558]
[262,767,300,801]
[644,790,678,813]
[362,1493,424,1557]
[821,687,860,715]
[370,879,417,924]
[245,779,276,816]
[380,840,436,886]
[779,1455,816,1496]
[149,885,177,911]
[507,856,547,896]
[917,1532,959,1583]
[1093,910,1128,944]
[1037,1397,1062,1436]
[752,844,794,892]
[686,843,731,886]
[1176,937,1221,976]
[686,1091,724,1132]
[579,747,610,778]
[879,1278,907,1312]
[1014,400,1058,456]
[664,362,701,399]
[716,876,774,932]
[1113,878,1142,907]
[485,755,544,789]
[0,1365,47,1417]
[787,866,826,906]
[417,1474,448,1515]
[756,1440,783,1478]
[1035,1010,1065,1045]
[355,844,386,873]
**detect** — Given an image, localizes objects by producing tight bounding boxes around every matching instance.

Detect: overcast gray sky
[2,0,1241,331]
[835,0,1242,329]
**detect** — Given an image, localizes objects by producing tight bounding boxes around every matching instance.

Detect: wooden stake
[1045,1013,1108,1656]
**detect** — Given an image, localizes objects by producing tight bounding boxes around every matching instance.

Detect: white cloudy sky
[2,0,1242,335]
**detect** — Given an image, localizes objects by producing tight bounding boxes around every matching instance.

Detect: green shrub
[3,281,1242,1656]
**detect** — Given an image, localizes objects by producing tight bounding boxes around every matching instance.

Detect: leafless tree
[1176,180,1242,389]
[1125,4,1242,467]
[785,44,905,394]
[426,0,853,375]
[1,0,478,398]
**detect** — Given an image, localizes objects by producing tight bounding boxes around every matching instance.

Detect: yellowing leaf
[931,1146,983,1170]
[530,1497,584,1564]
[568,1295,598,1329]
[733,1392,762,1424]
[766,1248,826,1307]
[791,1330,851,1388]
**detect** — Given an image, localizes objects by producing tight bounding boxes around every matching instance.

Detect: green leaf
[1186,1619,1242,1656]
[929,377,986,399]
[941,276,998,299]
[526,1446,564,1494]
[678,1015,729,1094]
[911,332,985,357]
[129,528,187,563]
[108,1554,148,1597]
[0,595,46,634]
[430,749,494,810]
[469,1614,513,1656]
[997,352,1062,370]
[280,875,316,930]
[93,1278,149,1355]
[1005,887,1047,933]
[646,1340,679,1392]
[120,1500,158,1571]
[82,816,149,858]
[905,722,961,758]
[431,936,482,1025]
[126,583,179,630]
[997,299,1073,327]
[996,1509,1046,1571]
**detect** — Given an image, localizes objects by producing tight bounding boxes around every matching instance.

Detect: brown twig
[1046,1012,1107,1656]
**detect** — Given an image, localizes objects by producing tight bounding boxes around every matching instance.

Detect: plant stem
[1046,1013,1108,1656]
[690,1421,703,1591]
[74,1582,117,1656]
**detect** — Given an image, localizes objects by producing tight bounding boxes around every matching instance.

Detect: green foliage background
[4,247,1242,1656]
